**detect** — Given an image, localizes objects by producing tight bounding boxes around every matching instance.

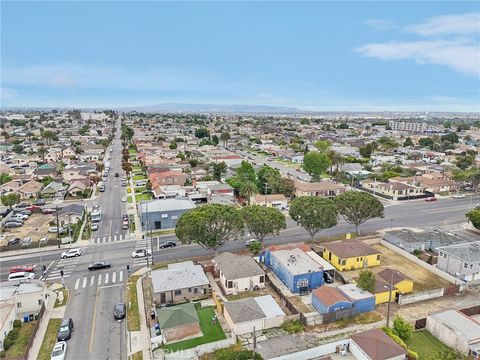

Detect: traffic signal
[126,265,130,271]
[60,270,64,277]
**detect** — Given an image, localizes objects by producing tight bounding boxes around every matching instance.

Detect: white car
[51,341,67,360]
[453,194,466,199]
[121,196,127,202]
[91,223,98,231]
[246,239,260,247]
[13,213,29,220]
[61,248,82,259]
[48,227,66,234]
[131,249,152,258]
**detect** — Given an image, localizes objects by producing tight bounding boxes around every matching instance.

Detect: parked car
[245,239,259,247]
[122,214,129,221]
[122,221,129,230]
[453,194,466,199]
[50,341,67,360]
[7,237,20,245]
[21,237,32,246]
[115,172,119,177]
[13,213,28,221]
[8,271,35,281]
[26,205,42,212]
[57,318,74,341]
[425,197,437,202]
[34,199,46,206]
[15,209,31,216]
[0,208,12,218]
[88,261,111,271]
[49,227,66,234]
[15,203,28,209]
[121,197,127,202]
[10,265,34,273]
[323,272,334,284]
[91,223,98,231]
[131,249,151,258]
[4,222,23,228]
[114,303,126,320]
[61,248,82,259]
[159,241,176,249]
[42,208,56,215]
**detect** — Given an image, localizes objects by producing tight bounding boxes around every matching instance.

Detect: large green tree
[239,180,259,204]
[1,193,20,208]
[212,162,227,181]
[314,140,331,153]
[175,204,243,249]
[242,205,286,244]
[357,269,375,293]
[220,131,231,147]
[467,208,480,230]
[302,151,332,181]
[335,191,384,234]
[0,173,12,185]
[289,197,338,240]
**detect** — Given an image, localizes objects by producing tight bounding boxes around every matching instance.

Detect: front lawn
[54,287,69,308]
[162,307,226,351]
[133,174,146,181]
[129,149,138,155]
[127,196,133,203]
[127,276,140,331]
[135,193,152,202]
[134,186,147,193]
[406,330,452,359]
[38,318,62,360]
[3,321,36,358]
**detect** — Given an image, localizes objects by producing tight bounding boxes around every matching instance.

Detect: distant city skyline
[1,1,479,112]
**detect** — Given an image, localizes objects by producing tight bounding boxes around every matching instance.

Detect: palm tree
[38,146,47,163]
[239,180,259,205]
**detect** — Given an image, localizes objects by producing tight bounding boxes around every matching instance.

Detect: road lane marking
[119,271,123,282]
[105,273,109,284]
[89,286,100,352]
[112,272,116,282]
[98,274,102,285]
[102,236,106,243]
[114,234,117,241]
[74,278,80,290]
[82,277,87,288]
[90,276,94,287]
[99,283,124,289]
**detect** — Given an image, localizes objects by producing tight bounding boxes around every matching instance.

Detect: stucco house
[294,180,346,198]
[437,242,480,282]
[157,303,200,343]
[213,252,265,295]
[321,241,382,271]
[350,328,407,360]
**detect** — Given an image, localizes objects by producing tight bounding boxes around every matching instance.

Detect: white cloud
[364,19,396,31]
[407,12,480,36]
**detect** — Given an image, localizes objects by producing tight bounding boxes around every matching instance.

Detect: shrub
[281,320,304,334]
[12,320,21,328]
[393,316,413,341]
[0,350,5,358]
[382,327,407,350]
[7,328,19,340]
[407,350,419,360]
[2,338,13,351]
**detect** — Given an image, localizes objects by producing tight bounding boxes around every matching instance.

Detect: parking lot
[1,213,52,246]
[343,244,451,292]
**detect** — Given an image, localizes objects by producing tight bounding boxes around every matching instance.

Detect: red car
[10,265,35,274]
[27,205,42,212]
[42,208,56,215]
[425,197,437,202]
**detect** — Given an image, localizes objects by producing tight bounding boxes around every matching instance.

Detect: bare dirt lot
[343,244,451,292]
[3,213,52,243]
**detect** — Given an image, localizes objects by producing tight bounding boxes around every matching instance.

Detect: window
[188,288,192,293]
[161,214,168,219]
[174,290,181,295]
[356,257,359,262]
[341,259,346,266]
[298,280,309,287]
[17,302,22,308]
[259,276,265,283]
[38,299,43,305]
[227,281,233,289]
[464,263,468,268]
[171,215,178,220]
[376,255,381,261]
[193,288,198,294]
[338,258,341,265]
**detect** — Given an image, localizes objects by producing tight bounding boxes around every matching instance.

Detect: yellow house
[321,241,382,271]
[373,268,414,304]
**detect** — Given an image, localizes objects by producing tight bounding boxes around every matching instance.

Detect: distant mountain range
[115,103,306,114]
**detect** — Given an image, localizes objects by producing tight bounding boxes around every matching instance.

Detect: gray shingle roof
[214,252,265,280]
[438,241,480,262]
[151,264,209,293]
[139,198,196,212]
[224,298,265,323]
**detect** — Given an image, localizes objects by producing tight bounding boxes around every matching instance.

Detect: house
[35,163,57,178]
[58,204,86,224]
[0,280,47,321]
[350,328,407,360]
[157,303,200,343]
[360,179,425,201]
[62,147,76,159]
[321,241,382,271]
[151,261,210,305]
[17,180,43,199]
[138,198,196,231]
[337,284,376,313]
[209,183,234,197]
[373,268,413,304]
[0,303,15,351]
[41,181,63,198]
[223,295,286,335]
[67,181,87,197]
[437,242,480,282]
[0,180,21,195]
[311,286,352,314]
[149,171,187,187]
[213,252,266,295]
[251,194,288,209]
[426,309,480,356]
[294,180,346,198]
[268,248,324,293]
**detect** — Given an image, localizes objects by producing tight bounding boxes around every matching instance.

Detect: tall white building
[389,121,428,133]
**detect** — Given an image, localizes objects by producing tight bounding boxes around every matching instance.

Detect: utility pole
[264,183,270,206]
[386,272,394,328]
[56,206,60,248]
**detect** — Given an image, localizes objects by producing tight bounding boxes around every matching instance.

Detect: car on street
[122,214,129,221]
[122,221,129,230]
[42,208,56,215]
[61,248,82,259]
[425,197,437,202]
[159,241,176,249]
[50,341,67,360]
[131,249,151,258]
[91,223,98,231]
[121,196,127,202]
[4,222,23,228]
[88,261,111,270]
[246,239,259,247]
[7,237,20,245]
[57,318,74,341]
[115,172,119,177]
[114,303,126,320]
[10,265,35,273]
[8,271,35,281]
[453,194,466,199]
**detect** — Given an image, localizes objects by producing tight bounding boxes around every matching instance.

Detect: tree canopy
[242,205,286,243]
[302,151,332,181]
[289,197,338,240]
[335,191,384,234]
[175,204,244,249]
[357,269,375,293]
[1,193,20,208]
[0,173,12,185]
[467,208,480,230]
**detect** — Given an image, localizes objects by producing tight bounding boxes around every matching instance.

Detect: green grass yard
[3,321,36,358]
[134,186,147,193]
[127,196,133,203]
[133,174,146,181]
[406,330,452,360]
[129,149,137,155]
[135,193,152,202]
[162,307,226,351]
[38,318,62,360]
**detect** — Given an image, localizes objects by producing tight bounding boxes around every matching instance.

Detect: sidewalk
[128,175,143,240]
[28,284,67,360]
[129,267,152,360]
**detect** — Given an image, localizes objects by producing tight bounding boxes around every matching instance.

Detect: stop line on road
[73,270,125,290]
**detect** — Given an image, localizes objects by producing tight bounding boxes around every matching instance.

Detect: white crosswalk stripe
[112,272,116,283]
[90,276,94,287]
[68,271,126,293]
[92,234,130,244]
[105,273,109,284]
[75,278,80,290]
[98,274,102,285]
[119,271,123,282]
[45,257,82,281]
[82,277,87,288]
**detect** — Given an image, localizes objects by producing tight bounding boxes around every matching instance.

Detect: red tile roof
[313,286,350,308]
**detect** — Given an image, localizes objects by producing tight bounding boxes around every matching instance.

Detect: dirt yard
[4,213,51,242]
[343,244,451,292]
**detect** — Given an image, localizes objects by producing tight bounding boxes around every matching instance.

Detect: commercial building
[311,286,352,314]
[138,198,196,230]
[388,121,428,133]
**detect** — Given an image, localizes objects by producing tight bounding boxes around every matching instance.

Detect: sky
[1,1,479,112]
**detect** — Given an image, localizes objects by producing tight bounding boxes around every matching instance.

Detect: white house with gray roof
[151,261,210,305]
[437,242,480,282]
[213,252,265,295]
[223,295,286,335]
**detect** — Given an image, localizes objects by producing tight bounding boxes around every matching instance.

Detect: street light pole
[56,206,60,248]
[386,272,394,328]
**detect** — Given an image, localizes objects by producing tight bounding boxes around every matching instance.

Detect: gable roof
[18,180,43,193]
[151,263,209,292]
[438,242,480,262]
[214,252,265,279]
[323,241,381,259]
[224,295,284,323]
[350,328,406,360]
[376,268,411,285]
[313,286,351,308]
[157,303,199,329]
